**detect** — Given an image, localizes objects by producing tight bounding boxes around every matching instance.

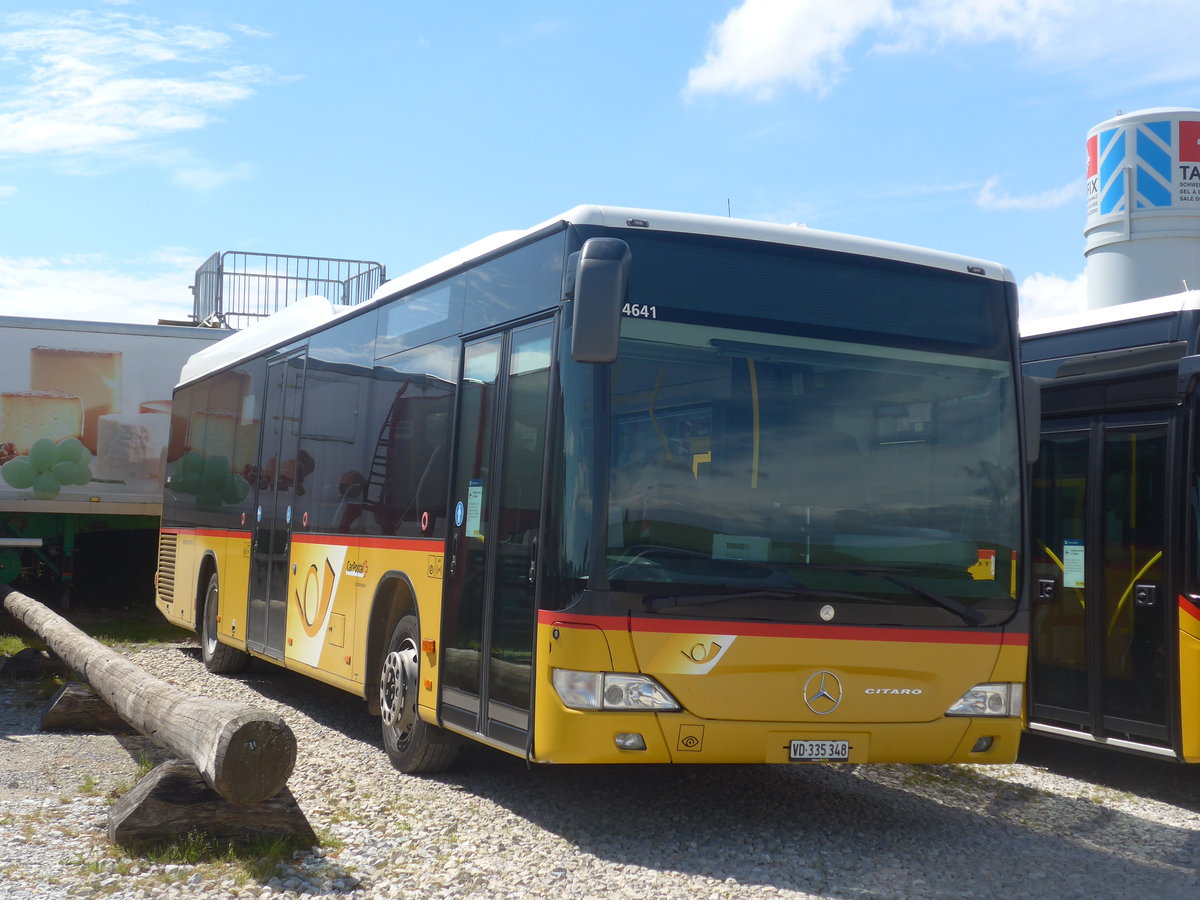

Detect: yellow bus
[156,206,1033,772]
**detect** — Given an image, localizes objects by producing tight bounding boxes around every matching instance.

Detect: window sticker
[466,479,484,538]
[1063,539,1085,589]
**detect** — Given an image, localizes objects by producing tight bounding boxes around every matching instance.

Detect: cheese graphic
[30,347,122,454]
[97,412,169,481]
[0,390,84,454]
[188,408,258,473]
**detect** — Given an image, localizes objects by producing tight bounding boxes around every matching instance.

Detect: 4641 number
[622,302,657,319]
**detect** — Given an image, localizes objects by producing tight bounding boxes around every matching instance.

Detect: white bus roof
[1020,290,1200,339]
[371,204,1015,303]
[181,205,1015,385]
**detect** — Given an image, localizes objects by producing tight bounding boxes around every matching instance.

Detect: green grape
[221,474,249,505]
[32,472,61,500]
[202,454,231,488]
[52,461,90,486]
[54,438,87,465]
[28,438,56,473]
[1,458,37,489]
[179,451,205,477]
[52,461,79,485]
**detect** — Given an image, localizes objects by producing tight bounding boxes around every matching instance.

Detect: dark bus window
[366,338,460,538]
[296,311,378,535]
[376,276,466,358]
[464,233,565,332]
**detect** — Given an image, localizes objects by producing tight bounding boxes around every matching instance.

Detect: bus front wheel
[380,614,458,773]
[201,572,248,674]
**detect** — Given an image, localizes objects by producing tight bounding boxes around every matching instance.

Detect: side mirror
[1023,375,1041,466]
[570,238,631,363]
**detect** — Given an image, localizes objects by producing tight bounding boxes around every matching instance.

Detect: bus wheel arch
[199,557,248,674]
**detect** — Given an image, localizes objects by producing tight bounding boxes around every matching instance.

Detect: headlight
[552,669,681,711]
[945,682,1023,717]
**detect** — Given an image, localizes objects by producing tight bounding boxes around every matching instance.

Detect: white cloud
[686,0,1200,98]
[0,185,15,198]
[1018,270,1088,322]
[976,176,1082,212]
[686,0,894,99]
[0,252,200,325]
[0,10,272,160]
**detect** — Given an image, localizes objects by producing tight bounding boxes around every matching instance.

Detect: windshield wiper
[840,566,985,626]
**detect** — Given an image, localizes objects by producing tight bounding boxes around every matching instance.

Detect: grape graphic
[1,437,93,499]
[169,450,250,510]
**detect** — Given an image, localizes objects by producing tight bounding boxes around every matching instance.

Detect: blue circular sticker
[454,500,465,527]
[286,506,292,525]
[256,505,263,523]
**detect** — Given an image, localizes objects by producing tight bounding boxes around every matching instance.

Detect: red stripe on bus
[538,609,1026,646]
[1180,595,1200,622]
[292,532,444,553]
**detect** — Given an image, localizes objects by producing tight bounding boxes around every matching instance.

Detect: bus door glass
[1031,418,1170,745]
[247,349,306,660]
[442,320,553,749]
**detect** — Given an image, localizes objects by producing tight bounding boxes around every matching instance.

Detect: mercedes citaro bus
[156,206,1033,772]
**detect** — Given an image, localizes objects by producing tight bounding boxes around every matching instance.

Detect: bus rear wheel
[380,614,458,773]
[201,572,248,674]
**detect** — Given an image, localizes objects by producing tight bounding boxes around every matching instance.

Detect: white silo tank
[1085,107,1200,308]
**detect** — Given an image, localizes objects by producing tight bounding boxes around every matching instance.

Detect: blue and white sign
[454,500,464,528]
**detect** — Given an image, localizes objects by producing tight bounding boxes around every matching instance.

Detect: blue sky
[1,0,1198,326]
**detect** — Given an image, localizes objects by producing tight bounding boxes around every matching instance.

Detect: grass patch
[20,673,66,706]
[80,619,192,648]
[0,634,29,656]
[136,830,311,883]
[1,615,191,656]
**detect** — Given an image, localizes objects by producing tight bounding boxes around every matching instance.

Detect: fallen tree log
[2,585,296,805]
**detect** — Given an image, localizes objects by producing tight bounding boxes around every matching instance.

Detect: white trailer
[0,315,228,605]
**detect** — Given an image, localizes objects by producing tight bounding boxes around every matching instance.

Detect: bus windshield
[554,240,1021,629]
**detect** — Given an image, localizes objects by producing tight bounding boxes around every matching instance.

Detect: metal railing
[192,251,387,329]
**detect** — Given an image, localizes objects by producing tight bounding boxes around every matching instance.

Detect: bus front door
[1030,417,1172,751]
[440,321,553,753]
[247,349,306,661]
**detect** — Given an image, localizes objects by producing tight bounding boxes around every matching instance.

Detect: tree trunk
[2,586,296,805]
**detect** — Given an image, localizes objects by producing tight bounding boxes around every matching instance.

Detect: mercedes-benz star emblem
[803,670,843,715]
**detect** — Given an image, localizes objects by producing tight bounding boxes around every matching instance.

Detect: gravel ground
[2,638,1200,900]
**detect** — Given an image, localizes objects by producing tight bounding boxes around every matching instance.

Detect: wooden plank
[108,759,316,848]
[41,681,137,734]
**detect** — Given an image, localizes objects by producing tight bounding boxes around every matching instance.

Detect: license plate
[789,739,850,762]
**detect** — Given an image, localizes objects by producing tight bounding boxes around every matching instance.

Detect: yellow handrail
[1106,550,1162,637]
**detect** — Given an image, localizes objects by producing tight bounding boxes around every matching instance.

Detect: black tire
[380,614,459,773]
[200,572,248,674]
